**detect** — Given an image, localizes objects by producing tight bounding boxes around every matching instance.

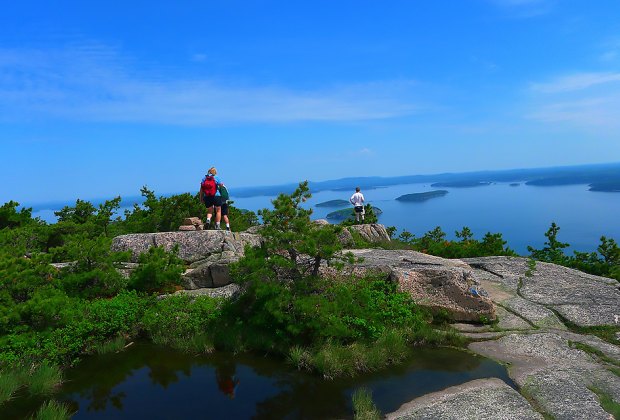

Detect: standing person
[350,187,365,223]
[219,183,232,232]
[199,167,225,229]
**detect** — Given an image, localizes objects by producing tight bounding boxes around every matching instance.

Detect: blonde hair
[208,167,217,175]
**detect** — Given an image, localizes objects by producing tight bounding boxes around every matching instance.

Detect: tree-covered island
[395,190,448,202]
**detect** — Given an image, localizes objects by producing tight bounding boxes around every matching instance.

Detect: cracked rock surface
[459,256,620,419]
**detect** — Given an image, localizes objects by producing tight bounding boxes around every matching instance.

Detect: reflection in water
[1,343,514,419]
[215,359,240,399]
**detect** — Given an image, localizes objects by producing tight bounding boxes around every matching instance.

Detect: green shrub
[128,246,184,294]
[142,295,222,351]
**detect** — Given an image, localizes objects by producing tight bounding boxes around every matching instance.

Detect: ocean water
[32,183,620,255]
[231,183,620,255]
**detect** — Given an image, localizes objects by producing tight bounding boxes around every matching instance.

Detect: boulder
[182,251,241,289]
[333,249,495,322]
[348,223,391,243]
[111,230,262,263]
[179,225,196,231]
[183,217,202,226]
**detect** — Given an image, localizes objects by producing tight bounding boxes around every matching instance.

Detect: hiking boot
[226,227,231,232]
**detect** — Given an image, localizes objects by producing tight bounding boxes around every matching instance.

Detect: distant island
[589,181,620,192]
[24,162,620,211]
[430,181,492,188]
[316,199,350,207]
[326,206,383,221]
[509,183,520,187]
[396,190,448,202]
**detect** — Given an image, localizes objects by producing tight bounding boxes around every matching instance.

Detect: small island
[589,181,620,192]
[326,206,382,221]
[509,183,520,187]
[395,190,448,202]
[316,199,350,207]
[430,181,492,188]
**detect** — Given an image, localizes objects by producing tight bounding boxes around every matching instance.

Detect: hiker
[350,187,365,222]
[200,167,225,229]
[219,183,232,231]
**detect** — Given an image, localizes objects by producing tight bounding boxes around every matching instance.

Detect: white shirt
[350,192,365,206]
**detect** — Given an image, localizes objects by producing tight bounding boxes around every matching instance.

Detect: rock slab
[111,230,262,263]
[464,256,620,327]
[385,378,543,420]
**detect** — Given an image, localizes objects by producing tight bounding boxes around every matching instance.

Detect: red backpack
[201,175,217,197]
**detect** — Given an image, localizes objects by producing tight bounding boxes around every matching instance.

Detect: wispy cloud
[530,72,620,93]
[599,38,620,63]
[351,147,375,158]
[526,71,620,128]
[488,0,554,18]
[0,46,424,125]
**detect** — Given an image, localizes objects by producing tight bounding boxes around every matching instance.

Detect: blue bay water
[32,183,620,255]
[231,183,620,255]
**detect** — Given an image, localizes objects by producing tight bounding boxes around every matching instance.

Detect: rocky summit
[111,225,620,418]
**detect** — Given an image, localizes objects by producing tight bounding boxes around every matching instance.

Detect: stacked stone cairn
[179,217,204,231]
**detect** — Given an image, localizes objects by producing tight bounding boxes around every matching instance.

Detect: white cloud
[530,72,620,93]
[353,147,374,157]
[0,47,424,125]
[525,72,620,128]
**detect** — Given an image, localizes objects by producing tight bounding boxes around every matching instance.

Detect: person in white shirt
[349,187,365,222]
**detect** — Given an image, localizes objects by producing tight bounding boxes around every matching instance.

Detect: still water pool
[3,343,513,419]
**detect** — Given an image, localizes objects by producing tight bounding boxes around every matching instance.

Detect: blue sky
[2,0,620,204]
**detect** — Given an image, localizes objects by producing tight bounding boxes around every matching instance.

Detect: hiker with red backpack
[200,167,225,230]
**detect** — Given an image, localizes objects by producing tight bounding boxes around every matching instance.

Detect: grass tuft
[94,336,127,355]
[287,346,311,371]
[32,400,73,420]
[28,363,63,397]
[352,387,381,420]
[0,370,22,404]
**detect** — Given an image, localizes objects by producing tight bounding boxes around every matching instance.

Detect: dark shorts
[354,206,364,213]
[203,195,223,208]
[221,203,229,216]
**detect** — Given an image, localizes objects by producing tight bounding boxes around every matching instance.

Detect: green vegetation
[0,370,20,404]
[377,226,516,259]
[33,400,73,420]
[352,388,381,420]
[1,180,619,416]
[528,222,620,282]
[395,190,448,202]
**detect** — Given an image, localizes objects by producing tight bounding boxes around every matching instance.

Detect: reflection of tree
[60,343,202,413]
[54,343,497,418]
[253,372,350,419]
